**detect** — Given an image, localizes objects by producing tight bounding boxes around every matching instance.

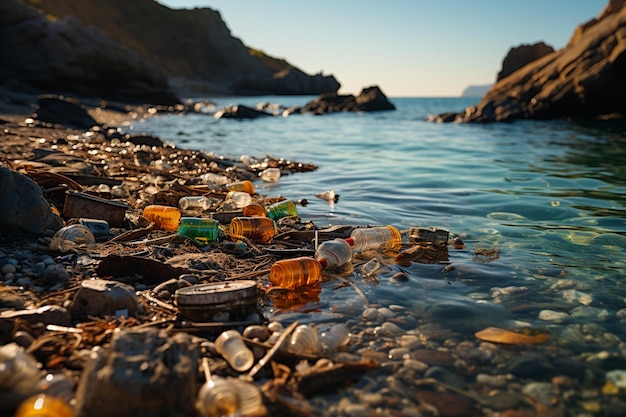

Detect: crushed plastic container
[50,225,95,252]
[259,168,281,182]
[347,225,402,251]
[269,257,322,290]
[319,323,350,352]
[225,191,252,208]
[288,324,319,354]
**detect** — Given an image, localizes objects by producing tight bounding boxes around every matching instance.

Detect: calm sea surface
[130,96,626,413]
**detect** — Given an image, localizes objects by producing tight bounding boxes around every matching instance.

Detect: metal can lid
[174,280,258,306]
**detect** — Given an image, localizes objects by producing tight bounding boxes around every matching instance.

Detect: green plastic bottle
[177,217,220,244]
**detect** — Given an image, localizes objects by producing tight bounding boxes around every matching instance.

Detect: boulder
[214,104,273,120]
[35,95,99,129]
[0,167,63,235]
[496,42,555,81]
[304,85,396,114]
[433,1,626,122]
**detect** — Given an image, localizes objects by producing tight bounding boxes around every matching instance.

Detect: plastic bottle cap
[345,238,355,246]
[318,258,328,269]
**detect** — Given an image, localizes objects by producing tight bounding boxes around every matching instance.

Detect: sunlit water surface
[130,96,626,410]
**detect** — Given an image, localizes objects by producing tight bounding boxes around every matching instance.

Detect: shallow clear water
[131,96,626,344]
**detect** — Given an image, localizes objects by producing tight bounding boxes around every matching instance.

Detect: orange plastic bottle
[142,205,181,231]
[229,217,276,244]
[269,257,322,290]
[14,394,74,417]
[225,180,255,195]
[242,203,267,217]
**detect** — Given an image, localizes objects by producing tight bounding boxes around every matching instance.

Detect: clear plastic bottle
[196,377,240,417]
[200,172,230,186]
[177,217,220,244]
[229,217,277,244]
[259,168,281,182]
[361,258,381,276]
[242,203,267,217]
[178,196,211,211]
[225,180,255,195]
[230,379,264,416]
[288,324,319,354]
[214,330,254,372]
[319,323,350,352]
[49,225,95,252]
[347,225,402,251]
[14,394,74,417]
[225,191,252,208]
[141,205,181,231]
[266,200,298,220]
[269,257,322,290]
[315,238,352,269]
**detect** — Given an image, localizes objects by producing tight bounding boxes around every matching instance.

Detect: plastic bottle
[361,258,381,276]
[200,172,230,186]
[347,225,402,251]
[229,217,277,244]
[14,394,74,417]
[177,217,220,244]
[259,168,281,182]
[141,205,181,231]
[178,196,211,211]
[225,180,255,195]
[269,257,322,290]
[50,225,95,252]
[242,203,267,217]
[266,199,298,220]
[315,238,352,269]
[288,324,319,354]
[225,191,252,208]
[214,330,254,372]
[319,323,350,352]
[196,377,240,417]
[230,379,264,416]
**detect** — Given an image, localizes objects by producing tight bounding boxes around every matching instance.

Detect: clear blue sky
[157,1,609,97]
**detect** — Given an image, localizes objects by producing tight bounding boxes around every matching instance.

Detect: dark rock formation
[33,0,340,97]
[496,42,555,81]
[214,105,273,120]
[431,1,626,123]
[304,86,395,114]
[35,95,99,129]
[0,167,64,235]
[0,0,180,105]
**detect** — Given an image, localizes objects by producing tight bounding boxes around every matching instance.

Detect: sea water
[130,97,626,409]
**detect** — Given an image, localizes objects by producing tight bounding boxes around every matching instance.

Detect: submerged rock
[304,85,396,114]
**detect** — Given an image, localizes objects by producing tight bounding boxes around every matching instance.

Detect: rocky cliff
[431,0,626,123]
[30,0,340,97]
[0,0,180,105]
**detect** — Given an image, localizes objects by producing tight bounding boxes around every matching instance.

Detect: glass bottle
[242,203,267,217]
[315,238,352,269]
[141,205,181,231]
[225,191,252,208]
[178,196,211,211]
[347,225,402,251]
[266,199,298,220]
[177,217,220,244]
[229,217,277,244]
[269,257,322,290]
[214,330,254,372]
[288,324,319,354]
[14,394,74,417]
[225,180,255,195]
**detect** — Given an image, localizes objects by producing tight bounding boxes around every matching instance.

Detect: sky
[157,1,609,97]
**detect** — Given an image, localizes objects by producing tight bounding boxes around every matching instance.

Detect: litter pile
[0,110,465,417]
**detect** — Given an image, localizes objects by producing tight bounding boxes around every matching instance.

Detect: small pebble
[2,263,16,275]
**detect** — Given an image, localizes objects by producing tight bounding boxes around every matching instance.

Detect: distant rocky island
[433,0,626,123]
[461,85,492,98]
